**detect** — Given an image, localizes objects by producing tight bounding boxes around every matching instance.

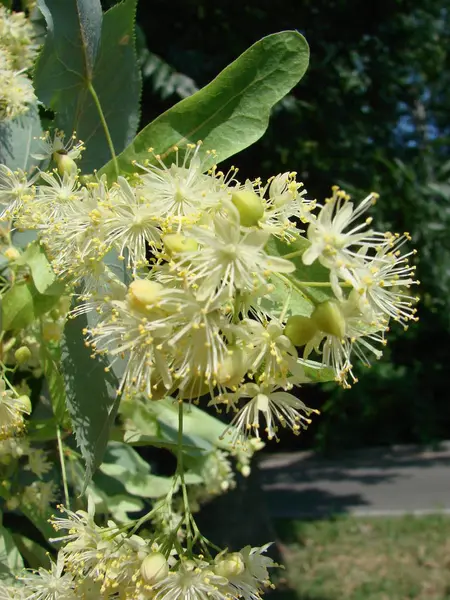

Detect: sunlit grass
[273,515,450,600]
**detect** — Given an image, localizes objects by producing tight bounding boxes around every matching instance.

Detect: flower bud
[127,279,163,314]
[163,233,198,255]
[140,552,169,584]
[215,552,245,578]
[284,315,317,347]
[14,346,32,364]
[3,247,20,261]
[231,190,264,226]
[16,395,31,414]
[312,300,346,338]
[53,151,78,176]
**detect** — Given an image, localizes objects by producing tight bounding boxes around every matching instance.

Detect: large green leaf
[0,105,43,172]
[61,313,120,490]
[35,0,141,172]
[99,30,309,180]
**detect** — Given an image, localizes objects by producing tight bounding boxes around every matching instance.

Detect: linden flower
[30,170,85,223]
[303,298,386,388]
[101,176,161,270]
[230,317,306,387]
[344,235,419,327]
[302,186,388,274]
[0,379,30,439]
[221,543,277,599]
[174,204,294,303]
[25,448,52,478]
[19,552,76,600]
[0,164,35,220]
[253,172,313,240]
[0,6,37,70]
[0,68,36,121]
[149,559,229,600]
[22,481,57,514]
[50,499,106,576]
[136,143,229,226]
[31,131,85,163]
[41,195,110,287]
[215,383,318,445]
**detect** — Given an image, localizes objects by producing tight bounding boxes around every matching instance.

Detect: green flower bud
[140,552,169,584]
[127,279,163,314]
[231,190,264,226]
[14,346,32,364]
[53,151,78,176]
[16,395,31,414]
[215,552,245,578]
[312,300,346,338]
[284,315,317,347]
[163,233,198,255]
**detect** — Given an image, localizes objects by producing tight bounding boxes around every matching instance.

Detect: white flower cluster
[0,6,37,121]
[0,377,31,439]
[0,142,418,444]
[0,437,56,514]
[3,500,276,600]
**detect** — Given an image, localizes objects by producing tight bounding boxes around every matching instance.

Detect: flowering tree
[0,1,418,598]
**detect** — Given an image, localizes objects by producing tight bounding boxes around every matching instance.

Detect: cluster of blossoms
[0,140,418,446]
[0,437,57,515]
[0,5,37,120]
[0,499,276,600]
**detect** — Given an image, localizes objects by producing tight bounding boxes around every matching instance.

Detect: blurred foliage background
[104,0,450,453]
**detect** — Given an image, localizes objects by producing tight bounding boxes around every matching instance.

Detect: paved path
[259,442,450,519]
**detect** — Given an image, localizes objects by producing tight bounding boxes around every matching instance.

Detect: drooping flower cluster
[2,499,276,600]
[0,6,37,121]
[0,141,419,444]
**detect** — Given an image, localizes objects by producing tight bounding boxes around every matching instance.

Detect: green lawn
[273,515,450,600]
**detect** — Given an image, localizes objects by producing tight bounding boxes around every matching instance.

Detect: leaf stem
[57,425,70,509]
[87,81,119,178]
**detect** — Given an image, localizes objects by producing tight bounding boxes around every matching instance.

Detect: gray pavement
[259,441,450,518]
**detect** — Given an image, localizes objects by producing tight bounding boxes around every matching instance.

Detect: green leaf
[265,236,334,317]
[19,241,58,294]
[99,30,309,180]
[98,441,174,499]
[12,534,50,571]
[0,105,43,172]
[61,313,120,490]
[150,398,233,451]
[1,283,35,331]
[123,473,173,498]
[21,504,56,543]
[123,431,204,456]
[0,524,23,578]
[100,440,149,476]
[35,0,141,172]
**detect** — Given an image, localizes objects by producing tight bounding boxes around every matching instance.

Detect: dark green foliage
[61,314,120,490]
[35,0,141,172]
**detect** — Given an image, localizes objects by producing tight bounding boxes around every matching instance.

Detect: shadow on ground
[260,442,450,518]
